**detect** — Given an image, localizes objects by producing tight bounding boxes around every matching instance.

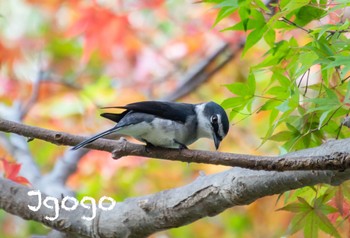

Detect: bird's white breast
[195,103,212,138]
[116,118,184,148]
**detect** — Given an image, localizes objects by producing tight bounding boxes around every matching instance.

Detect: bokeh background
[0,0,344,237]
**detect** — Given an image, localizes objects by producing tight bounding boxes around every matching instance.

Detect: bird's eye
[211,115,218,124]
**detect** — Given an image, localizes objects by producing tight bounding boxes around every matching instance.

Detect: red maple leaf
[135,0,164,9]
[0,40,22,71]
[66,3,135,63]
[1,159,30,186]
[328,187,350,226]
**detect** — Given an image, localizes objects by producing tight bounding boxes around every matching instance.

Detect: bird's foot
[173,140,188,150]
[143,140,157,153]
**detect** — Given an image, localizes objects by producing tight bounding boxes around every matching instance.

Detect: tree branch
[0,104,42,183]
[35,149,88,198]
[162,41,238,102]
[1,151,350,237]
[0,118,350,171]
[0,178,89,238]
[20,68,44,120]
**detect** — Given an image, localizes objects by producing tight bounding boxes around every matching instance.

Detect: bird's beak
[213,133,221,150]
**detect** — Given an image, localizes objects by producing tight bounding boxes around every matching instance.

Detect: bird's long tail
[71,127,118,150]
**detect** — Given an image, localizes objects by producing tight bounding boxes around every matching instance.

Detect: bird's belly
[140,131,177,148]
[118,119,186,148]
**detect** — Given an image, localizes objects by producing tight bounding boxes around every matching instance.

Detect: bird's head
[195,101,229,150]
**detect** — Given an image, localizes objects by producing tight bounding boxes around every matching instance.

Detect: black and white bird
[72,101,229,150]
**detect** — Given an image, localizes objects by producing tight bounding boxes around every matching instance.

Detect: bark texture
[0,118,350,237]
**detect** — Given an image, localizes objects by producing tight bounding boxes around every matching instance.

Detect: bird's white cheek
[198,124,214,139]
[195,106,212,138]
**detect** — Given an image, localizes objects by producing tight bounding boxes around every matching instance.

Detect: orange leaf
[0,40,22,71]
[138,0,164,9]
[1,159,31,186]
[66,3,134,63]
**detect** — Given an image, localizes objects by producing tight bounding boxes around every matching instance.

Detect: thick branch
[1,158,350,237]
[1,117,350,237]
[0,118,350,171]
[0,178,89,238]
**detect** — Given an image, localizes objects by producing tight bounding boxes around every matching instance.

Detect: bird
[71,101,229,150]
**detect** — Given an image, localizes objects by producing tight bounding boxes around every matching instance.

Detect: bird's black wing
[101,101,195,123]
[100,110,129,123]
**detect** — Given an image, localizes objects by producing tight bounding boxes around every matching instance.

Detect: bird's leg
[173,140,190,167]
[142,139,156,153]
[173,139,188,150]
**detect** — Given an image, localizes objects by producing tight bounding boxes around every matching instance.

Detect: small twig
[20,67,45,120]
[298,69,310,97]
[306,106,343,135]
[254,95,284,102]
[230,108,259,126]
[304,69,310,96]
[336,111,350,139]
[280,17,311,33]
[162,41,238,101]
[341,75,350,84]
[327,29,350,36]
[45,149,88,186]
[297,70,308,88]
[320,106,343,130]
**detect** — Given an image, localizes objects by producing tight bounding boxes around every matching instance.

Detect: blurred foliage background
[1,0,350,237]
